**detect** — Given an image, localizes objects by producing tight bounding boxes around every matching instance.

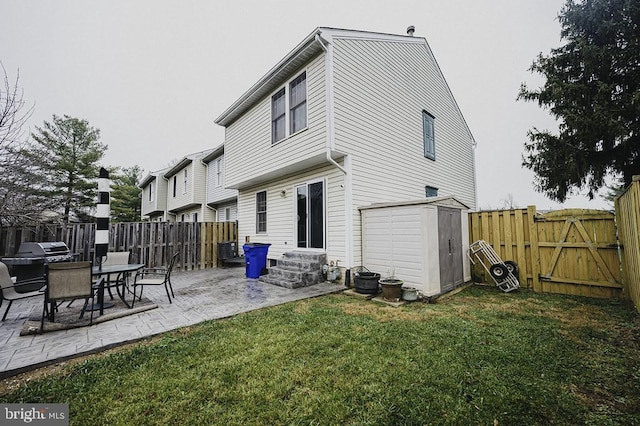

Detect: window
[423,111,435,160]
[256,191,267,233]
[216,158,223,187]
[272,89,286,143]
[148,182,154,202]
[172,176,177,197]
[271,71,307,144]
[425,186,439,197]
[289,73,307,134]
[192,212,198,222]
[183,169,188,194]
[225,207,231,221]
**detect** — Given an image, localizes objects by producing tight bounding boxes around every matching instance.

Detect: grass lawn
[1,285,639,425]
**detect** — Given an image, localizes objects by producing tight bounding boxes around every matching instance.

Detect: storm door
[296,181,325,249]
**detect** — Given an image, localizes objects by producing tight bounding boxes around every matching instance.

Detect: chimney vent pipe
[407,26,415,36]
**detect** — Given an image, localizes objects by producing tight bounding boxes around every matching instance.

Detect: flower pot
[379,278,403,301]
[354,272,380,294]
[402,286,418,301]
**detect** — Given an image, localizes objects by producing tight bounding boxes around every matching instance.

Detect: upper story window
[271,71,307,144]
[172,176,177,197]
[183,169,188,194]
[256,191,267,233]
[423,111,435,160]
[425,186,438,197]
[216,158,223,187]
[148,181,154,202]
[289,73,307,134]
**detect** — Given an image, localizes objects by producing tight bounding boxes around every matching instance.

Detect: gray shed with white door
[359,196,471,297]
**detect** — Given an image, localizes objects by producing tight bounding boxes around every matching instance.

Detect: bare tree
[0,62,43,225]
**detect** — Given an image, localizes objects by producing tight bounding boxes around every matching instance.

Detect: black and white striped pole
[95,167,110,270]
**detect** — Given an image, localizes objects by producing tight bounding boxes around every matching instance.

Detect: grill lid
[16,242,71,257]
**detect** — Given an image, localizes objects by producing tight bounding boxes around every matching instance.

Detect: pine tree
[110,165,143,222]
[30,115,107,224]
[518,0,640,202]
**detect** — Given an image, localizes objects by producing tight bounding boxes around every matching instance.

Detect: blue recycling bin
[242,243,271,278]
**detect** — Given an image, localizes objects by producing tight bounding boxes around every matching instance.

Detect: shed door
[438,207,463,292]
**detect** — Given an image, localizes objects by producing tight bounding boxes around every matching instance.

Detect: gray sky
[1,0,612,210]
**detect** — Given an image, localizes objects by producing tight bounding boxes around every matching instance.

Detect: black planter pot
[354,272,380,294]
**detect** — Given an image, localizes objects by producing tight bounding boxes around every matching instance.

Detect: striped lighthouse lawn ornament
[96,167,110,270]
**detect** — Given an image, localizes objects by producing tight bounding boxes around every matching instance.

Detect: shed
[359,196,471,297]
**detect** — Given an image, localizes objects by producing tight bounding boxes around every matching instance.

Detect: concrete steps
[259,251,327,289]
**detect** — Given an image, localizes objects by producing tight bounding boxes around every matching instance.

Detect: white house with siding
[214,27,477,271]
[202,145,238,222]
[162,149,217,222]
[140,168,170,222]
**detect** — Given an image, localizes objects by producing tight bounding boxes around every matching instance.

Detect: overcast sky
[1,0,613,210]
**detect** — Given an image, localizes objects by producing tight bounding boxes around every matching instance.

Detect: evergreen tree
[30,115,107,224]
[518,0,640,202]
[110,165,143,222]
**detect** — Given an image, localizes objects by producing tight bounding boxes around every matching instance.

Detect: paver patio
[0,266,345,378]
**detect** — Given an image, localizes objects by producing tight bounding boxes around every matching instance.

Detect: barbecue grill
[2,242,73,292]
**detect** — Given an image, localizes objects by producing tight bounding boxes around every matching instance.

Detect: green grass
[2,286,639,425]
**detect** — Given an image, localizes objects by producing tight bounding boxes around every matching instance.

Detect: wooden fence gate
[469,207,623,299]
[533,209,621,298]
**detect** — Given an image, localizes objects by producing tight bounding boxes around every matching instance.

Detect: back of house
[215,26,476,276]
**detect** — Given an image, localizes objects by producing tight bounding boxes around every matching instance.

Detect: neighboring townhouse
[202,145,238,222]
[140,168,170,222]
[163,149,217,222]
[214,27,477,272]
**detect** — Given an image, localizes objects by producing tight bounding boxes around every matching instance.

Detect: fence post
[527,205,541,292]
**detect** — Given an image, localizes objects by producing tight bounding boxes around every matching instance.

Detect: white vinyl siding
[206,154,238,205]
[141,172,169,219]
[224,56,326,189]
[217,201,238,222]
[165,154,212,219]
[332,37,476,265]
[237,164,345,261]
[332,38,476,209]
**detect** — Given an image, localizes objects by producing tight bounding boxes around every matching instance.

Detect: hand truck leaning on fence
[467,240,520,292]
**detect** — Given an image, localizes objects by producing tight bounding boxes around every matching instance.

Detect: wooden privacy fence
[615,176,640,313]
[0,221,237,271]
[468,207,623,299]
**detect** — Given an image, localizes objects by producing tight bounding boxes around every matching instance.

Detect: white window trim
[256,190,267,234]
[294,177,327,250]
[183,169,188,194]
[216,158,223,187]
[271,69,308,145]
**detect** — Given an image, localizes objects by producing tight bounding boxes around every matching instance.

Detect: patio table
[91,263,145,314]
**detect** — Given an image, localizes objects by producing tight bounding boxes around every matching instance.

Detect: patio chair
[41,261,97,332]
[131,252,179,307]
[0,261,46,321]
[96,251,131,300]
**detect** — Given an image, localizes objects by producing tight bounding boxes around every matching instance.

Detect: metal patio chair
[131,252,179,307]
[41,261,98,332]
[0,261,46,321]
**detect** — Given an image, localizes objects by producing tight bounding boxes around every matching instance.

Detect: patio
[0,266,346,378]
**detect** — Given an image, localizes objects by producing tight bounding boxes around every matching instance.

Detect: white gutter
[316,33,354,268]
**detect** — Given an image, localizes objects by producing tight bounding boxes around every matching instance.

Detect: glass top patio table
[90,263,145,312]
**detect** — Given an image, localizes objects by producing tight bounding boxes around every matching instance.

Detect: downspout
[316,33,354,269]
[316,34,347,175]
[201,158,219,221]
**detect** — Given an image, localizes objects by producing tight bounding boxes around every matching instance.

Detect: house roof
[202,143,225,163]
[139,168,170,188]
[358,196,470,211]
[163,149,215,179]
[214,27,426,127]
